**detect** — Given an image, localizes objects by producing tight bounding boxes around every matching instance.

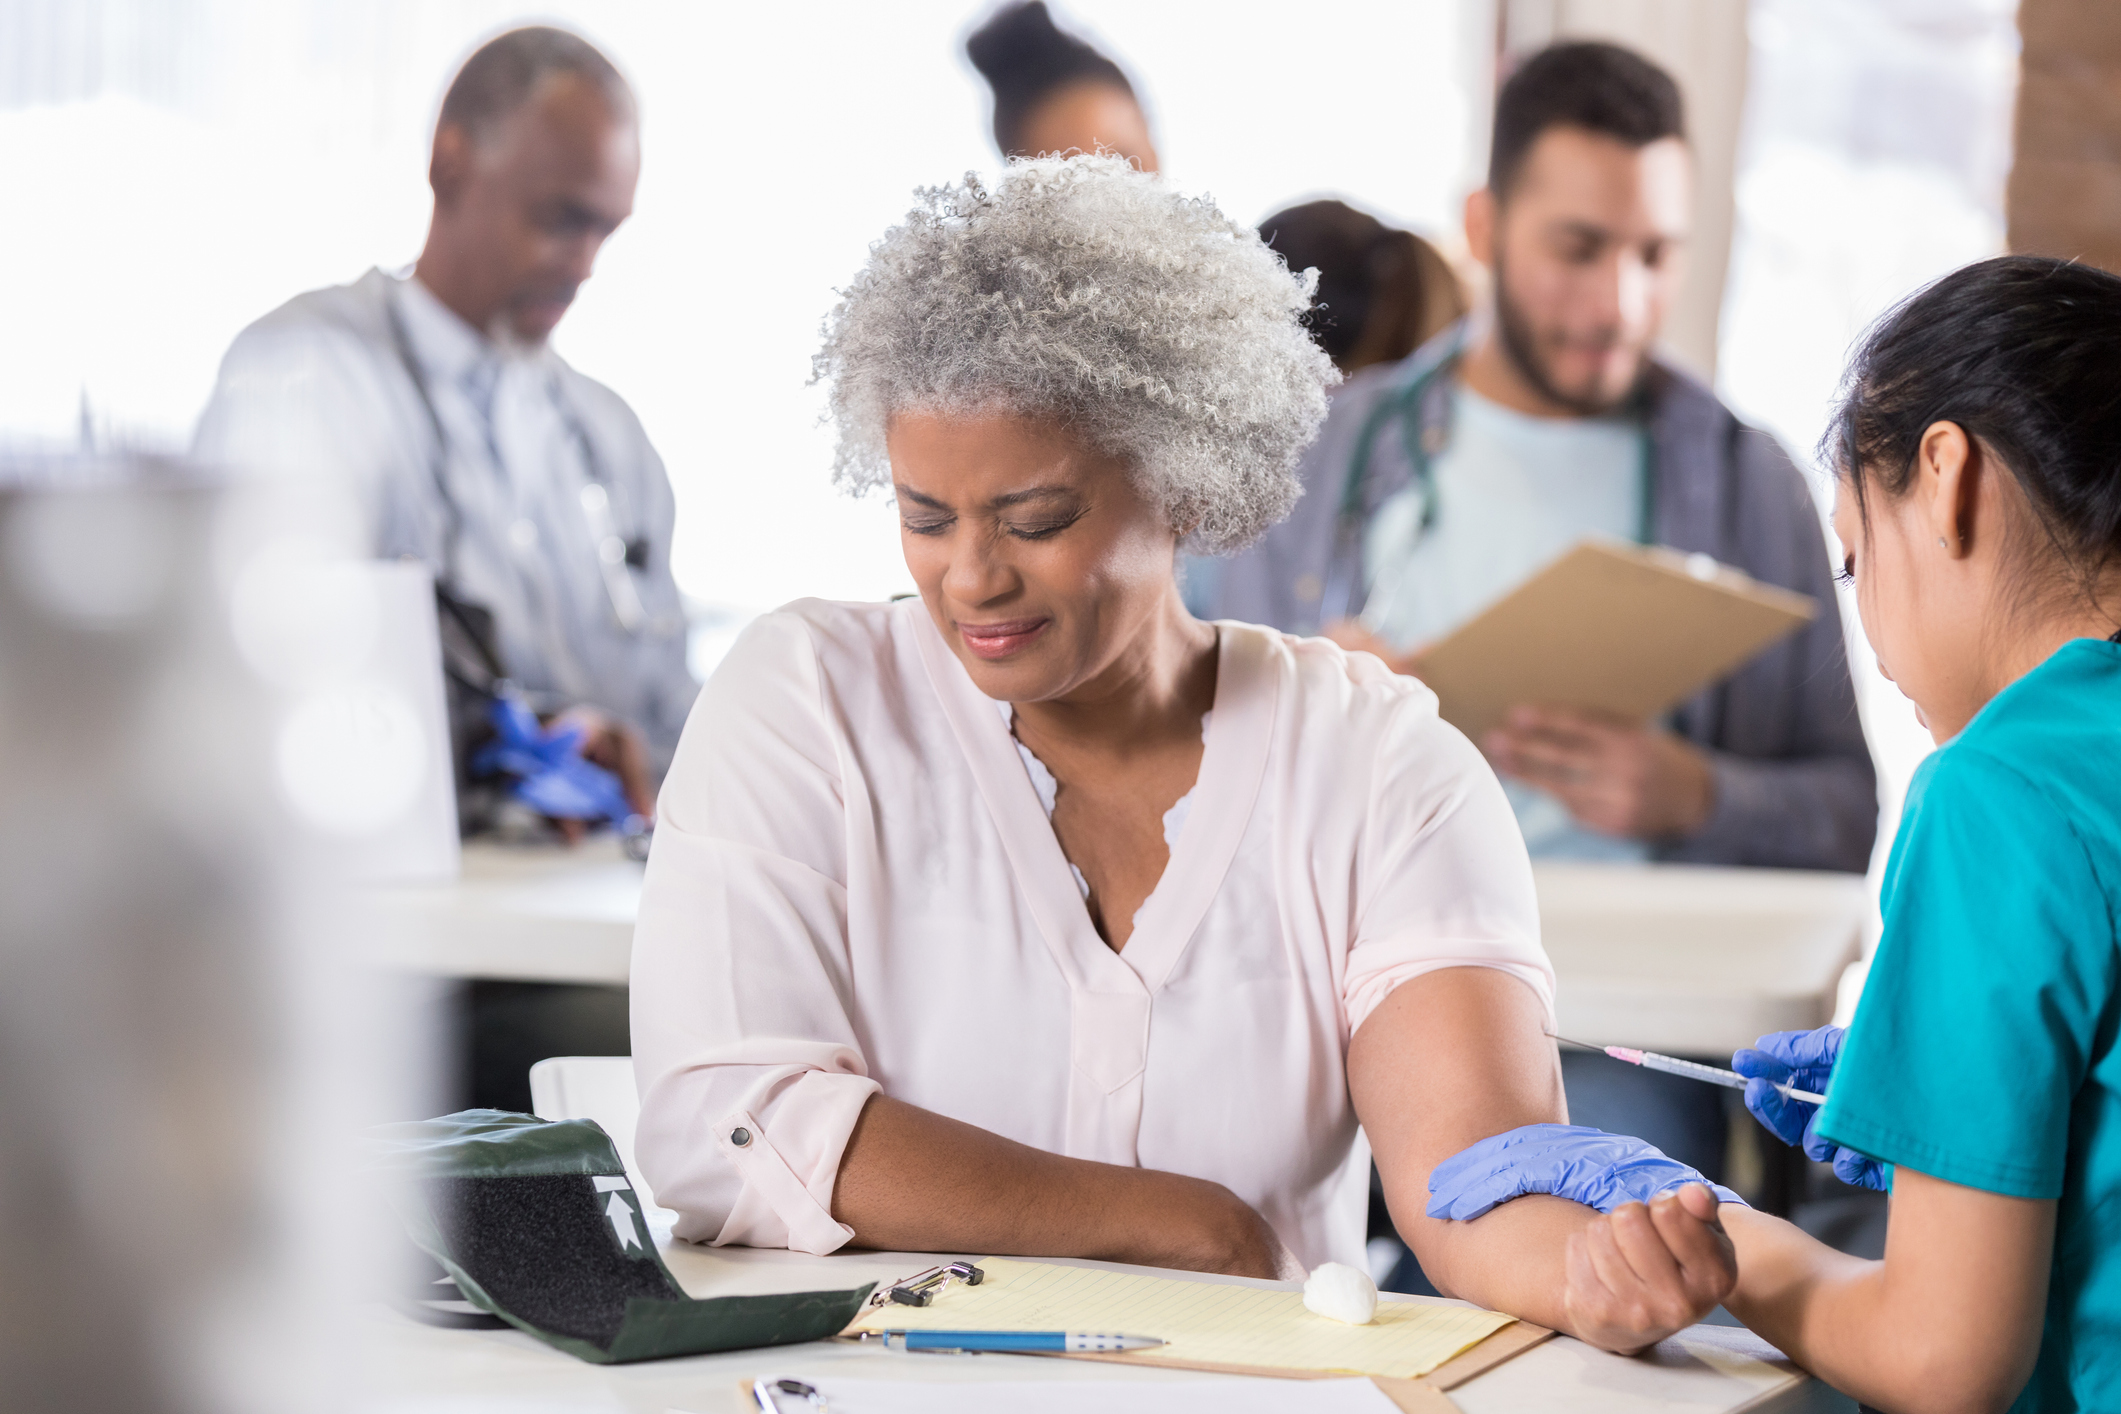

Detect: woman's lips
[955,617,1050,660]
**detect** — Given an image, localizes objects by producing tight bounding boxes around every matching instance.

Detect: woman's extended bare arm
[1351,966,1735,1351]
[1720,1172,2052,1414]
[828,1094,1295,1279]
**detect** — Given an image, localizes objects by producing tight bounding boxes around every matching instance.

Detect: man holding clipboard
[1206,44,1875,1181]
[1214,41,1873,872]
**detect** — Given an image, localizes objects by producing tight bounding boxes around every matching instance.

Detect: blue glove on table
[1426,1123,1747,1221]
[1732,1027,1887,1192]
[473,694,639,827]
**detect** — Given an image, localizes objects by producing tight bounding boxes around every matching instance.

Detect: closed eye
[1008,509,1088,541]
[902,516,954,536]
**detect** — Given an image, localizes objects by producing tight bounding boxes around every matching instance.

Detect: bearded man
[1215,40,1872,875]
[1206,42,1876,1190]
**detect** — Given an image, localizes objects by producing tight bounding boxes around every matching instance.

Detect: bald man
[196,27,695,825]
[195,28,693,1110]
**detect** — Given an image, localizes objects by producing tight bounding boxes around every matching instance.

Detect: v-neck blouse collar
[910,601,1278,1002]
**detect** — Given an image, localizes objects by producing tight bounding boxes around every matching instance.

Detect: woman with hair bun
[630,156,1737,1354]
[965,2,1157,171]
[1429,255,2121,1410]
[1259,199,1467,376]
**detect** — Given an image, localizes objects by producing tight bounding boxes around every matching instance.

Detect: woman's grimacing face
[887,410,1183,704]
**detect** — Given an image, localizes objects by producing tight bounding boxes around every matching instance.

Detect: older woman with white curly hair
[631,157,1732,1352]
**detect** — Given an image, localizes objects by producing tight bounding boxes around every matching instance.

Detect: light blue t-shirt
[1822,638,2121,1412]
[1361,383,1647,861]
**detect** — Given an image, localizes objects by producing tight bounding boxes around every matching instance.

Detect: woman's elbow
[1871,1336,2034,1414]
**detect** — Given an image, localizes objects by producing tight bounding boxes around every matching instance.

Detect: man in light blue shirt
[1360,386,1648,859]
[1208,43,1876,1202]
[1211,43,1873,878]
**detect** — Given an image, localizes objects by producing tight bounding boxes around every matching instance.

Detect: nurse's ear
[1915,420,1978,560]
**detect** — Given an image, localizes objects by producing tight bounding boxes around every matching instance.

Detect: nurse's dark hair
[966,2,1135,158]
[1489,42,1684,198]
[1827,254,2121,592]
[438,26,635,143]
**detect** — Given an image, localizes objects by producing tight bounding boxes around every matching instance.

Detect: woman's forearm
[1720,1208,1870,1359]
[828,1094,1290,1278]
[1407,1194,1598,1325]
[1720,1194,2047,1414]
[1720,1207,1947,1410]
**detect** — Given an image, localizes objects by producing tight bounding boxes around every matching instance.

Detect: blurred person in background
[1183,201,1468,616]
[194,25,697,1112]
[195,25,695,824]
[966,1,1158,171]
[1205,42,1876,1187]
[1261,200,1468,378]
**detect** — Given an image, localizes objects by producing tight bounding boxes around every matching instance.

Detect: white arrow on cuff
[604,1191,641,1251]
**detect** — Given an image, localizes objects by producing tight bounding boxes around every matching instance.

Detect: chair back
[526,1055,672,1223]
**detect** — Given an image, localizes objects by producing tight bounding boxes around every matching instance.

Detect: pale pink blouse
[631,598,1553,1270]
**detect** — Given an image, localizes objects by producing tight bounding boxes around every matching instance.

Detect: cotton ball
[1302,1261,1378,1325]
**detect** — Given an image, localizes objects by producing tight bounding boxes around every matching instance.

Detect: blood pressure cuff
[366,1109,874,1364]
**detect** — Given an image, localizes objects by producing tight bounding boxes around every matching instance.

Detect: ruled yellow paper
[844,1259,1515,1380]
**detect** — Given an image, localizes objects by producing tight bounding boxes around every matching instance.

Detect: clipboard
[1411,537,1818,739]
[839,1258,1553,1412]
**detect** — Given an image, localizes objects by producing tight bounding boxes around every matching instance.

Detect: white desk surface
[357,1241,1843,1413]
[363,843,1866,1055]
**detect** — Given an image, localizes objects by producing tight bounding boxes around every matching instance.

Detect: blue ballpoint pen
[863,1330,1165,1353]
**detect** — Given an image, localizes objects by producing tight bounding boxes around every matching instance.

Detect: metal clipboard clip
[752,1376,829,1411]
[860,1260,986,1310]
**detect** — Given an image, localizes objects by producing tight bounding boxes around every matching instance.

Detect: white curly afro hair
[813,156,1339,554]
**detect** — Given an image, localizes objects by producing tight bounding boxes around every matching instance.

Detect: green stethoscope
[1328,330,1660,633]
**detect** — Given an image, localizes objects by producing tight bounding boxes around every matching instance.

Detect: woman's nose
[941,533,1017,606]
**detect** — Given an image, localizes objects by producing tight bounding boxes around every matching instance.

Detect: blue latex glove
[1426,1123,1747,1221]
[473,694,639,826]
[1731,1027,1887,1192]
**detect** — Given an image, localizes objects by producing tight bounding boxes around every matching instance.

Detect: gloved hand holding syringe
[1555,1036,1827,1104]
[1558,1027,1888,1191]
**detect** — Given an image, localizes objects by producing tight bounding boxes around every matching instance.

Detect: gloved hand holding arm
[1425,1124,1747,1221]
[1419,1120,1742,1353]
[1732,1028,1887,1192]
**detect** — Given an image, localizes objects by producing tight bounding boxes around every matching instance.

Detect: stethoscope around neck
[384,287,652,636]
[1328,331,1659,634]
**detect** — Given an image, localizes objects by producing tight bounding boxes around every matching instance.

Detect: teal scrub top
[1821,637,2121,1412]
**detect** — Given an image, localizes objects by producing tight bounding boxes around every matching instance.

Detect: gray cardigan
[1205,328,1878,873]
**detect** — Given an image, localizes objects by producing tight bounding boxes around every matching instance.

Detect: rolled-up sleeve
[631,611,881,1253]
[1344,694,1554,1035]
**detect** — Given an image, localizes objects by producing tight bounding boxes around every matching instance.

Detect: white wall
[1714,0,2019,1005]
[0,0,1489,614]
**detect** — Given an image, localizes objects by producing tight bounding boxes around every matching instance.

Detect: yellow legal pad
[842,1259,1516,1380]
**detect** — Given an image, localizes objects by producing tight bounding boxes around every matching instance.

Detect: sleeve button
[729,1127,752,1147]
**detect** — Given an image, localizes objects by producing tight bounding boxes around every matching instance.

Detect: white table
[356,1241,1844,1413]
[1535,863,1867,1054]
[365,843,1867,1054]
[365,838,640,986]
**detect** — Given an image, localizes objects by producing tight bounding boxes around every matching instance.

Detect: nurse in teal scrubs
[1423,254,2121,1412]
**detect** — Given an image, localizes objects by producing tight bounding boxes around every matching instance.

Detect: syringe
[1557,1037,1827,1106]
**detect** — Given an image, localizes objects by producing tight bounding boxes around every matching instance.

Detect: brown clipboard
[741,1317,1553,1411]
[1411,537,1818,740]
[1054,1315,1554,1411]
